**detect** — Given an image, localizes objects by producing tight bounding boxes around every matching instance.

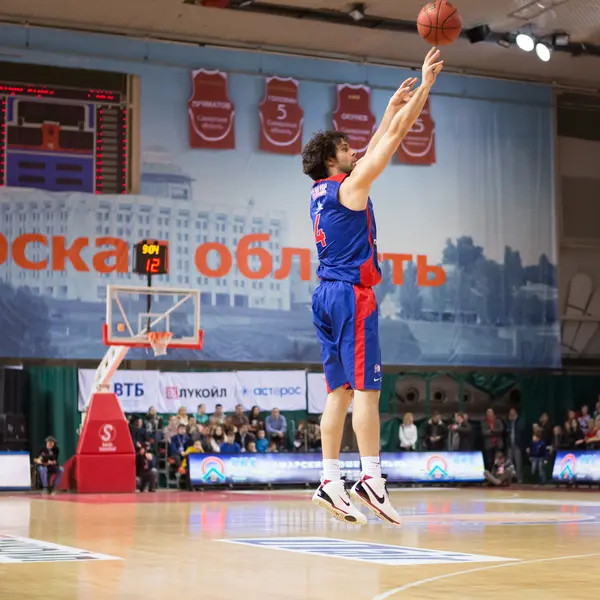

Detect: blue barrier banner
[189,451,484,485]
[551,451,600,482]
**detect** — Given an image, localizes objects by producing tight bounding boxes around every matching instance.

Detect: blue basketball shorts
[311,280,382,393]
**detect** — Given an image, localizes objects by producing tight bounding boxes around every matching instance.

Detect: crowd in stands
[126,403,322,490]
[399,400,600,486]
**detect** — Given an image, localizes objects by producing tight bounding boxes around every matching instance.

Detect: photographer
[136,442,158,492]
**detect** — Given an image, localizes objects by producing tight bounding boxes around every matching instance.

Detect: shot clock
[133,240,169,276]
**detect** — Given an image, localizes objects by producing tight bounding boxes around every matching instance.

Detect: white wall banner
[235,370,307,411]
[158,371,240,413]
[78,369,160,412]
[307,372,353,414]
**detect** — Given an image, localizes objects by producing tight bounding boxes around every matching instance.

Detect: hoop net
[147,331,173,356]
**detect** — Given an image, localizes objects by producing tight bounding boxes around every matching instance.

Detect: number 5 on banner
[314,214,326,247]
[276,103,287,120]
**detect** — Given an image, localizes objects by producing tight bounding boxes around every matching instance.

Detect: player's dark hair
[301,130,348,181]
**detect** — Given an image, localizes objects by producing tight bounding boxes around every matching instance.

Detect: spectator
[578,405,590,434]
[569,417,585,448]
[34,436,64,496]
[180,440,204,478]
[583,416,600,449]
[255,429,268,452]
[526,430,547,484]
[248,406,264,434]
[423,411,446,451]
[212,404,226,425]
[595,397,600,418]
[130,417,149,447]
[399,412,418,451]
[189,422,204,443]
[196,403,209,425]
[247,441,258,453]
[267,441,278,453]
[232,404,249,429]
[162,415,179,443]
[538,412,552,445]
[186,416,198,437]
[294,421,308,451]
[220,433,242,454]
[236,424,255,451]
[567,409,576,424]
[505,407,526,483]
[547,425,567,461]
[448,412,473,451]
[170,424,191,470]
[145,407,163,441]
[213,425,225,446]
[136,443,158,492]
[203,431,221,453]
[306,419,322,451]
[484,452,515,487]
[265,408,287,448]
[223,415,237,436]
[482,408,505,471]
[176,406,189,427]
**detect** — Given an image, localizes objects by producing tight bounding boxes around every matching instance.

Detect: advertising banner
[259,76,303,154]
[551,451,600,482]
[189,451,485,485]
[158,371,240,413]
[78,369,160,412]
[234,370,307,411]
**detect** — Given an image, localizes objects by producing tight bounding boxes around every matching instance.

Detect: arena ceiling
[1,0,600,87]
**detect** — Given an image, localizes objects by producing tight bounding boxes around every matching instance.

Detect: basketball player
[302,48,444,525]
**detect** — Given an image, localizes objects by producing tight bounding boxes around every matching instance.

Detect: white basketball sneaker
[350,475,401,526]
[312,479,368,525]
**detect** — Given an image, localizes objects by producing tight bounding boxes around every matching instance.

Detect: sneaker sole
[312,496,366,526]
[350,489,401,526]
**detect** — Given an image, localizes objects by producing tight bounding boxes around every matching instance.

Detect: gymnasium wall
[0,24,560,368]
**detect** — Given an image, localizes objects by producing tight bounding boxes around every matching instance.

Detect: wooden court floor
[1,487,600,599]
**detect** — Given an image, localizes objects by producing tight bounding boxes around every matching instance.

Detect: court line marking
[371,552,600,599]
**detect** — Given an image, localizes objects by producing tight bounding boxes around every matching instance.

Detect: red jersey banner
[396,97,436,165]
[188,69,235,150]
[259,76,304,155]
[332,84,376,158]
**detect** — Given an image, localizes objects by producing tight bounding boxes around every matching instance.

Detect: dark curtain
[26,366,79,460]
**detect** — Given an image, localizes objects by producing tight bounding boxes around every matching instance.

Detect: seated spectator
[130,417,149,448]
[232,404,249,429]
[306,419,321,451]
[170,424,191,470]
[484,452,515,487]
[220,433,242,454]
[145,406,163,441]
[294,421,308,451]
[267,441,278,453]
[578,405,590,434]
[248,405,264,434]
[213,425,225,446]
[526,432,547,484]
[212,404,226,425]
[203,431,221,453]
[196,403,209,425]
[423,411,446,451]
[583,416,600,449]
[255,429,269,453]
[186,416,198,437]
[136,442,158,492]
[34,436,64,496]
[176,406,189,427]
[569,417,585,449]
[179,440,204,484]
[236,424,256,451]
[223,415,238,436]
[399,412,418,451]
[448,412,473,451]
[189,422,204,443]
[265,408,287,448]
[162,415,179,444]
[247,441,258,453]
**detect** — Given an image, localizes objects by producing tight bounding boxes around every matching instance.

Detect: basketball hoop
[147,331,173,356]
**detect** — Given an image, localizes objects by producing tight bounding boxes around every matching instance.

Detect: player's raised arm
[339,48,443,211]
[364,77,418,158]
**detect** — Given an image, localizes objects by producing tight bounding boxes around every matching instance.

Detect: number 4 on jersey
[314,214,326,247]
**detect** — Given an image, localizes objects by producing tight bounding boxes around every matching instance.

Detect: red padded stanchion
[74,392,136,493]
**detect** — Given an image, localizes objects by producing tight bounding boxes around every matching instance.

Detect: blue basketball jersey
[309,173,381,287]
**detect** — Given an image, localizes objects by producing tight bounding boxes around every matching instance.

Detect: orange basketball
[417,1,462,46]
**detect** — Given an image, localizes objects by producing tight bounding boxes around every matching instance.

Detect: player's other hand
[388,77,418,110]
[422,47,444,87]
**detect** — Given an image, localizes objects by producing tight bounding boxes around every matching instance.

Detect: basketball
[117,322,125,332]
[417,1,462,46]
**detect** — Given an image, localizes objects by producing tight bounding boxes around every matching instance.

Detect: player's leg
[310,282,367,525]
[345,286,401,525]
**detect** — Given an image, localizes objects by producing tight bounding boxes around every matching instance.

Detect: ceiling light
[497,36,511,49]
[536,42,551,61]
[349,3,365,21]
[516,33,535,51]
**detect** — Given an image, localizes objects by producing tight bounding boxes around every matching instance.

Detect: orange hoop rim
[147,331,173,342]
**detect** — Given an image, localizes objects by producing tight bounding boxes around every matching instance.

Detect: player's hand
[387,77,418,110]
[422,47,444,87]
